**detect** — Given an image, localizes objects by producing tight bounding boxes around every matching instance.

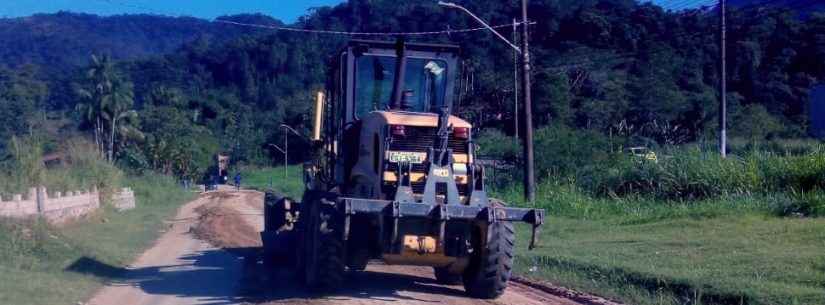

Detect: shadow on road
[67,246,467,304]
[239,252,467,303]
[66,248,257,305]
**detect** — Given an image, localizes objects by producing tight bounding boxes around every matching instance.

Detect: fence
[0,187,135,224]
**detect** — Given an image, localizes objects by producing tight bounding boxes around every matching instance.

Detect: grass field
[0,174,194,305]
[499,185,825,305]
[241,165,305,198]
[249,166,825,305]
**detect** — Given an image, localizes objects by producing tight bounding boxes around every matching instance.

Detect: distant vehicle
[216,154,230,184]
[626,147,658,163]
[260,39,545,299]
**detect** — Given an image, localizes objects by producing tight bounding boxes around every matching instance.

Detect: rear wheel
[434,267,462,285]
[462,220,515,299]
[302,192,346,291]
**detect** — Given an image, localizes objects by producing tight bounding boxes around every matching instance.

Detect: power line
[92,0,534,37]
[538,30,715,72]
[213,19,534,36]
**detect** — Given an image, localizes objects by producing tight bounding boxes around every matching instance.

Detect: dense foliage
[0,0,824,182]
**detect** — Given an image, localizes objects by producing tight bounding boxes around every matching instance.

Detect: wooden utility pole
[719,0,727,158]
[521,0,536,203]
[513,18,519,139]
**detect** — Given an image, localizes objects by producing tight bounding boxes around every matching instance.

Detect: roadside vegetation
[240,165,305,199]
[480,126,825,305]
[0,137,194,305]
[0,174,193,305]
[0,137,124,199]
[242,126,825,305]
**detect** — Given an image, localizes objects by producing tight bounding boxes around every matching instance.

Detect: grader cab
[262,40,545,299]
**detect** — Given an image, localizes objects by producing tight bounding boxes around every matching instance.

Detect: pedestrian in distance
[234,172,242,191]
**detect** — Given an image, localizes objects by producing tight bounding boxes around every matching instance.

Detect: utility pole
[439,0,536,204]
[719,0,727,158]
[268,143,286,181]
[521,0,536,203]
[513,18,520,139]
[275,124,303,180]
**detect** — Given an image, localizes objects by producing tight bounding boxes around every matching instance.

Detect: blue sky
[0,0,347,22]
[1,0,709,21]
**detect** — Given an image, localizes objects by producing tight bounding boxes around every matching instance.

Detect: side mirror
[312,91,325,142]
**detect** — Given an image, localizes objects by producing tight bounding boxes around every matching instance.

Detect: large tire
[262,195,298,268]
[312,233,346,289]
[434,267,462,285]
[462,221,515,299]
[302,192,346,291]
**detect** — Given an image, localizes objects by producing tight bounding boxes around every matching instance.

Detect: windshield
[354,55,448,117]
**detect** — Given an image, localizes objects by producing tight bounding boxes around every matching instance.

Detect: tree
[76,54,141,162]
[0,65,47,154]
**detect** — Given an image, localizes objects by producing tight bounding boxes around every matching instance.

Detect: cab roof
[347,39,460,55]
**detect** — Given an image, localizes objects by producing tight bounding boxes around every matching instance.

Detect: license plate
[387,151,427,164]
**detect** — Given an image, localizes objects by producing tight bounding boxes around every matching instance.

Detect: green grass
[501,184,825,305]
[0,174,194,305]
[242,166,825,305]
[240,165,305,198]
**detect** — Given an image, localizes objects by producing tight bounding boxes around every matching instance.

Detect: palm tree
[102,79,142,161]
[76,54,115,157]
[76,54,142,162]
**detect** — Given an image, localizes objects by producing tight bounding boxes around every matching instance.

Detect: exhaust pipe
[390,38,407,110]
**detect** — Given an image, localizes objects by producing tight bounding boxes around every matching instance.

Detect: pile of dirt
[191,203,262,249]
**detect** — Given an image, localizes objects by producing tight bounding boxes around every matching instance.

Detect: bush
[533,124,617,180]
[0,138,123,199]
[589,149,761,199]
[580,148,825,202]
[475,129,522,189]
[782,190,825,217]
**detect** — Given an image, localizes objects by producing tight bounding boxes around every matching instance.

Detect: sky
[0,0,347,22]
[1,0,710,22]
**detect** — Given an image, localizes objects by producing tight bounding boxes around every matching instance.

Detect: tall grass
[478,126,825,216]
[0,138,122,200]
[589,149,825,203]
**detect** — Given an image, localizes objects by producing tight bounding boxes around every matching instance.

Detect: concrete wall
[111,188,136,211]
[0,188,39,218]
[39,188,101,224]
[0,186,135,224]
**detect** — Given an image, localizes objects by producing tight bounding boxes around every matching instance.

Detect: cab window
[354,55,448,117]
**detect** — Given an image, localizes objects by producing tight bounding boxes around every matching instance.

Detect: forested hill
[0,12,272,78]
[729,0,825,11]
[1,0,824,180]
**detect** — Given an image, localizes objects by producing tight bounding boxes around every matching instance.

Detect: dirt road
[86,189,591,305]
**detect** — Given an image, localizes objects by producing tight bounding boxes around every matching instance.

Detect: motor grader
[261,39,545,299]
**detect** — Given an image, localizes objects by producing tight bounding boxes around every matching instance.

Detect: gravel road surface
[86,189,594,305]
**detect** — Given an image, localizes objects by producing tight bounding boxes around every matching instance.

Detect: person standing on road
[234,172,242,191]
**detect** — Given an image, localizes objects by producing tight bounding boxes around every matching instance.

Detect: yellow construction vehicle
[262,40,545,299]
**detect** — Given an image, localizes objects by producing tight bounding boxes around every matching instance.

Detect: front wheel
[462,221,515,299]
